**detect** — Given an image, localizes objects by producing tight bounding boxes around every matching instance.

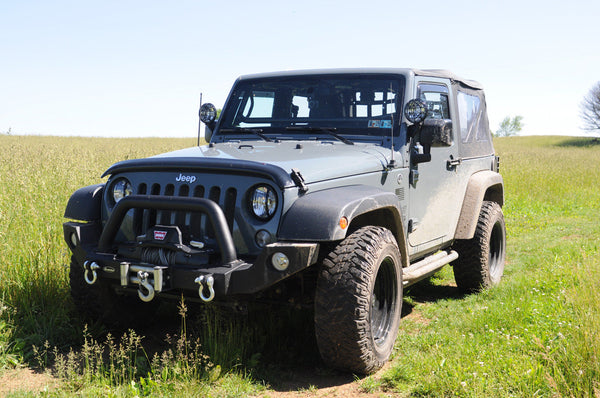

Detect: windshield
[217,74,404,138]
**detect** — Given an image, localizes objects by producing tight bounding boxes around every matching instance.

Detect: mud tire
[452,201,506,292]
[314,226,403,374]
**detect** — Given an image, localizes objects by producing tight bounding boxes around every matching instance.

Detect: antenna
[388,83,396,169]
[197,92,203,147]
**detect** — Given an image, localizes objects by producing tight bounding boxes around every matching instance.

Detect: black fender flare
[64,184,105,221]
[279,184,406,244]
[454,171,504,239]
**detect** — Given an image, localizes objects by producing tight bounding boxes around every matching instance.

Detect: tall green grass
[0,136,195,351]
[362,136,600,397]
[0,134,599,396]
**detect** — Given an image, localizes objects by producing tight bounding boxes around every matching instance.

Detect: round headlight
[112,178,133,204]
[250,185,277,220]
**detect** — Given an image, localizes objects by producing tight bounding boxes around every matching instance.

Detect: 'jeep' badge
[154,230,167,241]
[175,173,197,183]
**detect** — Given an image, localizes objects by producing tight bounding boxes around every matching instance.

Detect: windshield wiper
[219,127,273,142]
[285,126,354,145]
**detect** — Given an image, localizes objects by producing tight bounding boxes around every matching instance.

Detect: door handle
[447,156,461,168]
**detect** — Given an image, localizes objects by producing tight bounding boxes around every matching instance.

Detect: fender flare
[454,171,504,240]
[279,185,403,241]
[64,184,105,221]
[278,185,408,265]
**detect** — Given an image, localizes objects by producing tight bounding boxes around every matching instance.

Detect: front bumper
[64,195,319,302]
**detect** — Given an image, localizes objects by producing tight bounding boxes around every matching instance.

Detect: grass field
[0,134,598,397]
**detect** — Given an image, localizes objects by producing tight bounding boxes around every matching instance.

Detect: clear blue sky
[1,0,599,137]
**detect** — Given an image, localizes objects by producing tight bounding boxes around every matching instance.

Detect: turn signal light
[339,217,348,230]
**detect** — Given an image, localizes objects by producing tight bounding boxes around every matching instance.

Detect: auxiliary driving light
[271,252,289,272]
[404,99,428,124]
[255,230,272,247]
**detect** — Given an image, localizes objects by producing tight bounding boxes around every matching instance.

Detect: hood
[155,141,390,185]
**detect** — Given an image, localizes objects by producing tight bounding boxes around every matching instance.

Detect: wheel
[314,226,403,374]
[69,257,158,327]
[452,201,506,292]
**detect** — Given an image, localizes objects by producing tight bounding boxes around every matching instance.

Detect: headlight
[112,178,133,204]
[249,185,277,220]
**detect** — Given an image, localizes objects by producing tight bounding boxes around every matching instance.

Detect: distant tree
[580,82,600,133]
[495,115,523,137]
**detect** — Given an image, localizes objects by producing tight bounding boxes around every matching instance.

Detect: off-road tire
[314,226,403,374]
[69,257,157,327]
[452,201,506,292]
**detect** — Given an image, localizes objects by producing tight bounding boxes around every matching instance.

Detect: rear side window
[456,89,493,158]
[457,91,487,143]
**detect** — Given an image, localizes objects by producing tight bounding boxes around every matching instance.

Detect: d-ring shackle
[84,261,100,285]
[194,275,215,302]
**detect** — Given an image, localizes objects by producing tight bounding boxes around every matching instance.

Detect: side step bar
[403,250,459,287]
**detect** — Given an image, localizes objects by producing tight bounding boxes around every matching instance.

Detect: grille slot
[133,183,147,236]
[159,184,175,224]
[175,185,189,226]
[131,182,238,244]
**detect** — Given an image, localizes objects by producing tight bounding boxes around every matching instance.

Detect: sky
[1,0,599,138]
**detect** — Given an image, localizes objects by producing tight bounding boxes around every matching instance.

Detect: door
[407,79,463,256]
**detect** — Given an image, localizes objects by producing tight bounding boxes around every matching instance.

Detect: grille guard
[98,195,237,265]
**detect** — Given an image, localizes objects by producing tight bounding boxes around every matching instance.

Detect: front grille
[131,182,238,244]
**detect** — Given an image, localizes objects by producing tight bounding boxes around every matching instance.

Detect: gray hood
[155,141,390,185]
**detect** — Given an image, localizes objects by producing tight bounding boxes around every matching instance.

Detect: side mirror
[421,119,453,147]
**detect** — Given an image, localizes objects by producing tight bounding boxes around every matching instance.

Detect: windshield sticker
[368,120,392,128]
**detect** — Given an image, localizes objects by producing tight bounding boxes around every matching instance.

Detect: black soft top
[236,68,484,91]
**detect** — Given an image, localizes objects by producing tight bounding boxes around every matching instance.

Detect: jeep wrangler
[64,68,505,374]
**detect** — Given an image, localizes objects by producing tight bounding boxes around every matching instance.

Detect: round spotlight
[271,252,289,271]
[404,99,428,124]
[199,103,218,124]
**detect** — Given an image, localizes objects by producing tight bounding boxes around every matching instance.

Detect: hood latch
[291,168,308,194]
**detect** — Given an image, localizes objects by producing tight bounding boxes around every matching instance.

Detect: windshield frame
[213,73,406,142]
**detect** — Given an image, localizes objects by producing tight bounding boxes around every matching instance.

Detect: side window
[417,84,450,120]
[456,91,488,144]
[456,89,493,158]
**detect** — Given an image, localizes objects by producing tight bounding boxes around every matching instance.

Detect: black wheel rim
[488,220,505,279]
[371,256,398,347]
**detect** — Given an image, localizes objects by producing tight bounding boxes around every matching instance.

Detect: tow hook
[194,275,215,302]
[119,263,164,303]
[83,261,100,285]
[136,270,155,302]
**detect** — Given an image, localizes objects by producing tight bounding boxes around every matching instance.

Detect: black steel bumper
[63,195,319,300]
